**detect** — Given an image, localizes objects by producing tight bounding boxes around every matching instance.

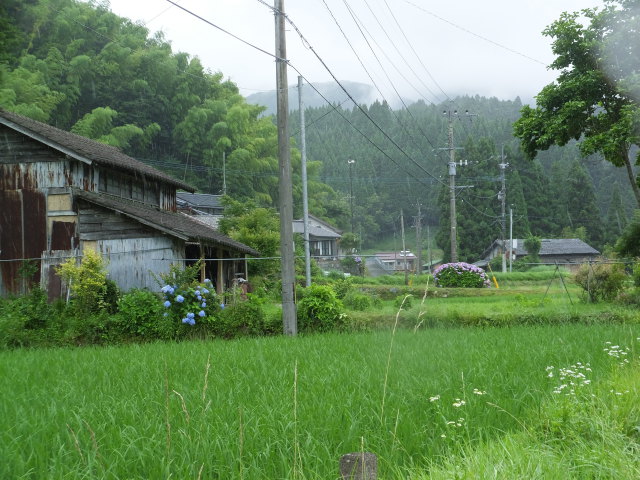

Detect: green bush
[103,279,120,314]
[116,289,164,338]
[0,306,28,348]
[394,294,413,310]
[330,277,354,300]
[56,249,109,316]
[633,263,640,288]
[343,291,372,311]
[297,284,346,332]
[432,262,490,288]
[218,298,271,337]
[574,262,627,302]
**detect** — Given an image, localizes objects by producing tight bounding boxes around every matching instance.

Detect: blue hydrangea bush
[433,262,490,288]
[161,279,224,327]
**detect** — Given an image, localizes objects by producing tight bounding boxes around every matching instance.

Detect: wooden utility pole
[275,0,297,335]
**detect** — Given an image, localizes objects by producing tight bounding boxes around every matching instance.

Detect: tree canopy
[514,0,640,207]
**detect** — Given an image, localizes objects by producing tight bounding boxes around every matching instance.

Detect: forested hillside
[1,0,636,262]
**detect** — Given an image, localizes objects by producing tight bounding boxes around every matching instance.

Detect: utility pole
[298,76,311,287]
[222,151,227,195]
[509,206,513,273]
[400,209,408,285]
[415,203,422,276]
[348,159,355,233]
[441,108,474,263]
[447,111,457,263]
[498,146,508,273]
[275,0,296,335]
[427,223,432,273]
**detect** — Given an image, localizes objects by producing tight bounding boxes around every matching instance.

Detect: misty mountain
[246,81,379,115]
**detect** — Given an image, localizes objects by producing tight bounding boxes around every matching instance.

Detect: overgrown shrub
[18,287,50,330]
[574,262,626,302]
[433,262,490,288]
[330,277,354,300]
[633,263,640,288]
[56,249,109,316]
[218,298,273,337]
[103,279,120,314]
[343,291,373,311]
[116,289,164,338]
[297,284,346,332]
[394,294,413,309]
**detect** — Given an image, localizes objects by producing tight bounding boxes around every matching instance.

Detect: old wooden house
[0,109,258,299]
[477,238,600,270]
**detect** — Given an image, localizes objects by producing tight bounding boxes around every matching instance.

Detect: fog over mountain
[247,81,384,115]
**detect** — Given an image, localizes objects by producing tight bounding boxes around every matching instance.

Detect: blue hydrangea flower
[201,302,207,308]
[187,312,195,319]
[176,295,185,303]
[198,310,206,317]
[202,288,209,294]
[182,317,189,324]
[164,300,171,308]
[220,303,225,309]
[188,318,196,326]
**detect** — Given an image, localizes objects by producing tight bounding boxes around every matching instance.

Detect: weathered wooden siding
[90,237,184,291]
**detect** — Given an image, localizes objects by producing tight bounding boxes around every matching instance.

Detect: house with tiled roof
[0,109,258,298]
[477,238,600,270]
[291,214,343,270]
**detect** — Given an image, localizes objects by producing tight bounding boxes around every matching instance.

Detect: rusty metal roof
[74,189,259,256]
[0,108,194,192]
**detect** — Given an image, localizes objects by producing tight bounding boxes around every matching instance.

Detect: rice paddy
[1,323,638,479]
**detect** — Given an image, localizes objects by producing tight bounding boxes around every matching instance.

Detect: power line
[400,0,547,66]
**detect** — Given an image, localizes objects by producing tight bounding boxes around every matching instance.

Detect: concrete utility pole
[400,209,408,285]
[415,203,422,276]
[222,151,227,195]
[275,0,297,335]
[348,159,355,233]
[498,146,509,273]
[298,76,311,287]
[443,109,465,263]
[441,108,474,263]
[509,206,513,273]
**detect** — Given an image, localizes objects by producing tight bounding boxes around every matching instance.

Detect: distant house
[292,215,342,267]
[477,238,600,269]
[177,192,224,229]
[373,251,418,272]
[177,192,224,215]
[0,109,258,299]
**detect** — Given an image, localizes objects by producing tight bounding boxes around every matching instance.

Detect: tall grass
[1,324,638,478]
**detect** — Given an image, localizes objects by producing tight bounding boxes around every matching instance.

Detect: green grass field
[1,323,638,479]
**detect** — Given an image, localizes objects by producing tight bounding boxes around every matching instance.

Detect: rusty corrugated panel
[0,162,78,191]
[51,221,76,250]
[0,190,22,293]
[22,190,46,284]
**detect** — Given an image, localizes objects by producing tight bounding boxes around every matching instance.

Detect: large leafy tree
[566,160,606,247]
[514,0,640,208]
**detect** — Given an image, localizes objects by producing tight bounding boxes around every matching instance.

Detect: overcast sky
[103,0,602,105]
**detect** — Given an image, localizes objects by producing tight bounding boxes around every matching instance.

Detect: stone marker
[339,452,377,479]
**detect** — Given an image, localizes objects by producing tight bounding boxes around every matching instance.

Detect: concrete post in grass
[339,452,377,479]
